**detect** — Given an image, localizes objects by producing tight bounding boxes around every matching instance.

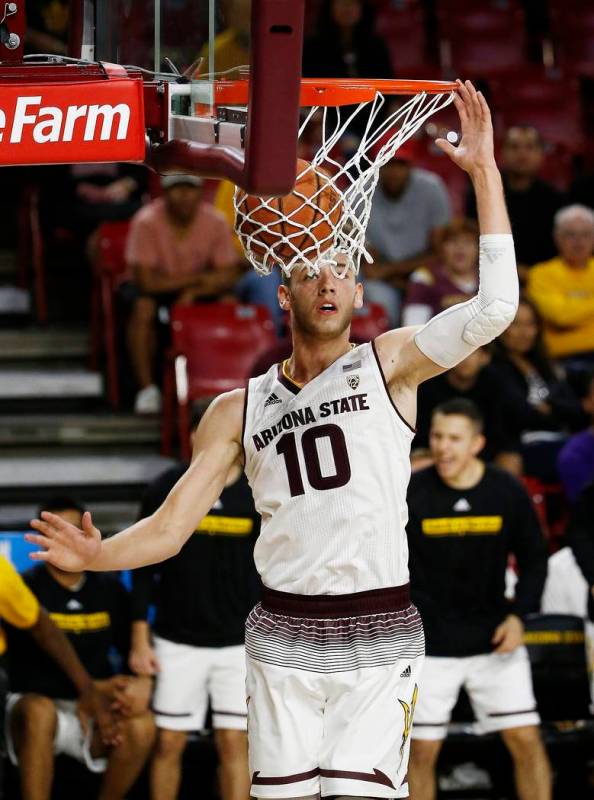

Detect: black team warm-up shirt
[6,566,131,699]
[132,467,261,648]
[407,465,548,657]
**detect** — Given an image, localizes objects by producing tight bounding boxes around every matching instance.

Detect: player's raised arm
[26,390,245,572]
[375,80,519,388]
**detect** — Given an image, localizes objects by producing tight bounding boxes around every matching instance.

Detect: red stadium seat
[161,303,277,458]
[436,2,528,77]
[549,1,594,76]
[351,303,390,341]
[89,221,130,409]
[490,67,584,150]
[375,1,434,75]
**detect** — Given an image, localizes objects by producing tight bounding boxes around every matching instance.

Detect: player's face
[501,301,539,355]
[441,233,478,276]
[430,413,485,481]
[555,217,594,264]
[279,263,363,340]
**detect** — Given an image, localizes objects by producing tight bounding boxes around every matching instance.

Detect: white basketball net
[234,88,455,278]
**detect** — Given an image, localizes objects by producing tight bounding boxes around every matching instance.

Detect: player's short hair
[38,495,85,519]
[431,398,484,433]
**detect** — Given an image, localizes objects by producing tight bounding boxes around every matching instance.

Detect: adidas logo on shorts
[264,392,283,407]
[400,665,412,678]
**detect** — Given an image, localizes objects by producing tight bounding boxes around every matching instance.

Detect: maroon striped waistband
[260,584,411,618]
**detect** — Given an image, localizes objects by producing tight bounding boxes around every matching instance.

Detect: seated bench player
[5,496,156,800]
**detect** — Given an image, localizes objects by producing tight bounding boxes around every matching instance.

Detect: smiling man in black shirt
[406,399,551,800]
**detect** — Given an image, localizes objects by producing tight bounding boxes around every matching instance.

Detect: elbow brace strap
[414,234,519,369]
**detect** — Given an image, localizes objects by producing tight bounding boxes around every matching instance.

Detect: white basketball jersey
[243,342,415,595]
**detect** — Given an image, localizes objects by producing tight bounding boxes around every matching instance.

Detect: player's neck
[287,331,353,386]
[47,564,85,590]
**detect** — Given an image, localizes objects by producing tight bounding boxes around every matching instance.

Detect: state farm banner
[0,77,146,165]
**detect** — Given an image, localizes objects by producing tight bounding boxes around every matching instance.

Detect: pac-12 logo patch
[346,374,360,390]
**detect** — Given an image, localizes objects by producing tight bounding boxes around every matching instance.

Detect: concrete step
[0,414,159,448]
[0,453,175,503]
[0,501,141,537]
[0,327,89,361]
[0,367,102,400]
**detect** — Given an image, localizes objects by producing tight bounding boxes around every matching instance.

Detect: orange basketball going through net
[235,159,342,265]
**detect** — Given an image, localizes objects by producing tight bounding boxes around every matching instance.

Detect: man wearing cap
[365,140,452,324]
[125,175,239,414]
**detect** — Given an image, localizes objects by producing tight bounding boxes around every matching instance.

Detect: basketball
[235,159,342,263]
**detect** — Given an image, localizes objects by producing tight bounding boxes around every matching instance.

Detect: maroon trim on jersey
[487,708,537,717]
[241,382,249,465]
[320,767,395,788]
[371,339,416,435]
[276,362,301,395]
[261,583,411,617]
[252,767,320,785]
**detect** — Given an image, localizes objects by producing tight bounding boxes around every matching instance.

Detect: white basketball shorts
[245,585,425,799]
[413,646,540,740]
[5,694,107,773]
[151,636,248,731]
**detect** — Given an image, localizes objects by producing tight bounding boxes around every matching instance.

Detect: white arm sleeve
[414,234,519,369]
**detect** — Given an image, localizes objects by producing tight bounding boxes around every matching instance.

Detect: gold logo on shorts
[398,683,418,759]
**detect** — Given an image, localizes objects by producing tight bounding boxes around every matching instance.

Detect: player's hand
[26,510,102,572]
[491,614,524,654]
[436,80,497,176]
[109,675,153,718]
[129,641,161,677]
[78,683,123,747]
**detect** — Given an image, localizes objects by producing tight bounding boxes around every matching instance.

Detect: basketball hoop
[233,78,456,279]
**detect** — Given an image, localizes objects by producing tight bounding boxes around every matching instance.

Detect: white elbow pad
[414,234,519,369]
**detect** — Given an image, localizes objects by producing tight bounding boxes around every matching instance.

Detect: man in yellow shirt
[527,204,594,359]
[0,555,118,796]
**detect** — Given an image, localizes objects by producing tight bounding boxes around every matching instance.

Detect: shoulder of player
[373,327,423,387]
[408,465,439,493]
[481,463,527,497]
[201,388,245,439]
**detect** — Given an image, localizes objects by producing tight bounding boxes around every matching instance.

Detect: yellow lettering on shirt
[49,612,110,633]
[195,516,254,536]
[523,630,585,645]
[421,516,503,536]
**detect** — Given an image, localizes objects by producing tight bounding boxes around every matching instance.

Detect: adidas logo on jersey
[264,393,282,407]
[400,665,412,678]
[66,599,83,611]
[453,498,471,512]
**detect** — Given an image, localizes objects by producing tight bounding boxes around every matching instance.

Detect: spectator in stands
[558,371,594,504]
[402,218,479,326]
[491,298,583,480]
[129,404,260,800]
[527,204,594,363]
[196,0,251,76]
[413,347,521,474]
[5,497,155,800]
[566,482,594,621]
[125,175,239,414]
[364,141,452,324]
[25,0,69,55]
[467,126,564,276]
[302,0,392,83]
[407,399,551,800]
[0,553,119,799]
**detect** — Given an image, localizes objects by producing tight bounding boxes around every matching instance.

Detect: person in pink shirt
[125,175,239,414]
[402,218,479,327]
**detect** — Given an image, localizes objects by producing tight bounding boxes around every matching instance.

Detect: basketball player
[27,81,519,800]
